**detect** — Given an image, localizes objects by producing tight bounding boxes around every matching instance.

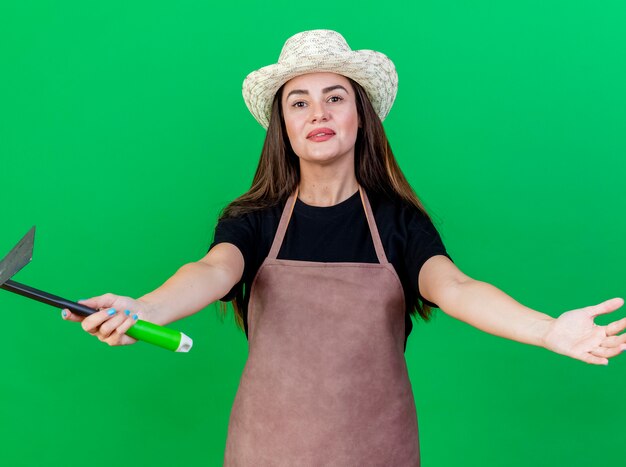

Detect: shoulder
[366,189,434,232]
[217,199,285,229]
[211,199,286,265]
[213,199,287,250]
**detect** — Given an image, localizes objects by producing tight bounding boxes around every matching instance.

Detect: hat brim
[243,50,398,129]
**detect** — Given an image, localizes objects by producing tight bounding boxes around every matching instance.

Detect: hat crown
[242,29,397,129]
[278,30,352,63]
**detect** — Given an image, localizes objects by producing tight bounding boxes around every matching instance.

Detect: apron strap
[359,187,389,265]
[268,186,299,260]
[267,185,389,265]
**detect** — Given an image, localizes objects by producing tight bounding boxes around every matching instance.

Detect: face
[281,72,359,167]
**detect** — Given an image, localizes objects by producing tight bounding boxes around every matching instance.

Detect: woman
[62,30,625,466]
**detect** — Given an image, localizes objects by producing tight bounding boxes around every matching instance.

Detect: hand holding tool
[0,227,193,352]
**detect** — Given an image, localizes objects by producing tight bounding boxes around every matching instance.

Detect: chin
[300,153,344,166]
[301,148,351,162]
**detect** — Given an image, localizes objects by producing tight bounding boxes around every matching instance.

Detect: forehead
[282,72,352,93]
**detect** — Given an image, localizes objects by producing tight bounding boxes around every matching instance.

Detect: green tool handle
[1,279,192,352]
[125,319,187,351]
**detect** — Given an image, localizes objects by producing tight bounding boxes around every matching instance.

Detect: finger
[78,293,120,311]
[605,316,626,337]
[81,308,119,334]
[61,308,84,323]
[106,314,139,346]
[600,334,626,348]
[590,346,623,359]
[579,353,609,366]
[587,298,624,318]
[97,310,132,339]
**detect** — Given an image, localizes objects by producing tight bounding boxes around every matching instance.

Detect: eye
[328,95,343,103]
[291,101,307,108]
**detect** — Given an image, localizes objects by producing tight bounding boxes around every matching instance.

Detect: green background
[1,1,625,466]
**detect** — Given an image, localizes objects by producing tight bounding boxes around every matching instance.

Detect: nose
[310,102,329,123]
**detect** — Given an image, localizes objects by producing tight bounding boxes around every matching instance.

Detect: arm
[62,242,244,345]
[139,242,244,325]
[418,255,626,365]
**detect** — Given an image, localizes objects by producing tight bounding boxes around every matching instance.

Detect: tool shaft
[2,280,96,316]
[1,279,192,352]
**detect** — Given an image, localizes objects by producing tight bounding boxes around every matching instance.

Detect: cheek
[351,113,359,133]
[342,103,359,129]
[344,111,359,141]
[284,122,301,150]
[283,112,299,137]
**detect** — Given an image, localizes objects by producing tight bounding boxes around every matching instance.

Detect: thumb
[587,297,624,318]
[77,293,119,311]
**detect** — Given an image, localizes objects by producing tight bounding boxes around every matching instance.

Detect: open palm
[543,298,626,365]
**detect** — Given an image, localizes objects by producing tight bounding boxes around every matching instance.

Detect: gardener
[62,30,626,466]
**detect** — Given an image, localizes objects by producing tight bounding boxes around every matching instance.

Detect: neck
[298,158,358,207]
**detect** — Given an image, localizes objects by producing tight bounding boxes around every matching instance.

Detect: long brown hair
[220,78,436,327]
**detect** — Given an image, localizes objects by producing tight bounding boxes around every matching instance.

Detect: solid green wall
[1,1,624,466]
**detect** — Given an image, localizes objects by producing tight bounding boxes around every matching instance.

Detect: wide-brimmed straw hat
[242,29,398,129]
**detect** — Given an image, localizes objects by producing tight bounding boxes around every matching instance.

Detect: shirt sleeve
[208,215,254,301]
[404,210,453,309]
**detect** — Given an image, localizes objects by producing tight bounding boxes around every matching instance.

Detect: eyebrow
[285,85,350,100]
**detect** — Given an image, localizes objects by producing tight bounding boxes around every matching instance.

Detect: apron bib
[224,187,420,466]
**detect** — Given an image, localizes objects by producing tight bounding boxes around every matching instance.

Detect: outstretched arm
[138,242,244,325]
[419,255,626,365]
[62,242,244,346]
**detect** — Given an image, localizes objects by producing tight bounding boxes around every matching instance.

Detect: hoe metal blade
[0,226,34,287]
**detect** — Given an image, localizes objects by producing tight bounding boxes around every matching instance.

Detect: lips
[306,127,336,139]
